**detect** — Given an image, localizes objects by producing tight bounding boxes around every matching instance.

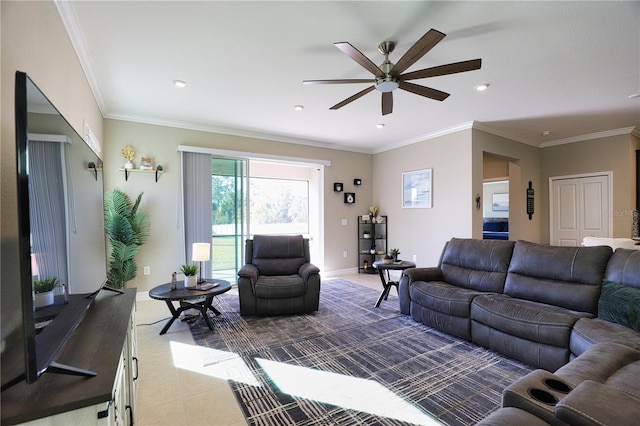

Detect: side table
[148,279,231,335]
[372,260,416,308]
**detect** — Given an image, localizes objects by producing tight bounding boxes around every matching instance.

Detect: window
[249,177,309,235]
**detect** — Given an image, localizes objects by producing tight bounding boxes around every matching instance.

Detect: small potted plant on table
[33,277,59,308]
[180,263,199,288]
[389,248,401,263]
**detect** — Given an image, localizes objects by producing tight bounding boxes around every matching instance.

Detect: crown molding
[54,0,106,116]
[471,122,541,147]
[540,127,639,147]
[373,121,476,154]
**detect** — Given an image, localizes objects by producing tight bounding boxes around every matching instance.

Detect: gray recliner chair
[237,234,320,315]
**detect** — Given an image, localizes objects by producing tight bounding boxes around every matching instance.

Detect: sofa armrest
[398,267,443,314]
[555,380,640,426]
[238,264,259,284]
[299,262,320,281]
[402,267,443,282]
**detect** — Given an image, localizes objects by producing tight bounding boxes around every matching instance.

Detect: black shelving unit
[358,215,387,273]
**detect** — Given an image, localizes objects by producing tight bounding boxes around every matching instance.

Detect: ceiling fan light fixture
[376,76,399,92]
[475,83,490,91]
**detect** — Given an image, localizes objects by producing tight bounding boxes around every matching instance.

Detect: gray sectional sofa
[398,238,640,425]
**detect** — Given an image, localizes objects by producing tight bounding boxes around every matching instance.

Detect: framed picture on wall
[402,168,432,208]
[492,193,509,211]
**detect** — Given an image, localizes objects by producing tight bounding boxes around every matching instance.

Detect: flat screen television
[1,72,108,390]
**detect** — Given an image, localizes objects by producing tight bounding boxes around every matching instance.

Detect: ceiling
[57,1,640,153]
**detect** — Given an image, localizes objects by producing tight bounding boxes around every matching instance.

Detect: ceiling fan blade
[334,42,383,77]
[329,85,376,110]
[401,59,482,81]
[391,29,446,75]
[399,81,450,101]
[382,92,393,115]
[303,79,374,85]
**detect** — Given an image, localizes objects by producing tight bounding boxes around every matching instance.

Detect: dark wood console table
[1,289,137,425]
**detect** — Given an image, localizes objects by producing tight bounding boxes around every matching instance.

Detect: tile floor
[135,271,396,425]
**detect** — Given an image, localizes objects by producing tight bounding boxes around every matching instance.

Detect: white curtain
[182,152,212,278]
[28,140,68,287]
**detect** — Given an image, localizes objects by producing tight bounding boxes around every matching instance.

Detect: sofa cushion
[598,280,640,331]
[570,317,640,356]
[555,342,640,387]
[504,241,612,314]
[603,248,640,288]
[409,280,486,317]
[439,238,515,293]
[555,380,640,426]
[471,293,593,348]
[254,274,306,299]
[251,234,306,276]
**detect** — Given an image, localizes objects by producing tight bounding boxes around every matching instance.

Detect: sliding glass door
[211,158,247,283]
[208,157,323,283]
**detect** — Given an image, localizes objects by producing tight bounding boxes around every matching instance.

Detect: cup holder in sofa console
[543,378,572,393]
[527,388,559,405]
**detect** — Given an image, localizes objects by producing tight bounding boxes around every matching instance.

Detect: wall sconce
[192,243,210,284]
[354,178,362,186]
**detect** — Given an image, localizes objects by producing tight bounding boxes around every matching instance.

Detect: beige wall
[483,154,509,180]
[540,132,639,239]
[104,119,373,291]
[1,1,103,290]
[372,130,473,267]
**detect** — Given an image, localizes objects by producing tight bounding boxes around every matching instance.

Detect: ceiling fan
[303,28,482,116]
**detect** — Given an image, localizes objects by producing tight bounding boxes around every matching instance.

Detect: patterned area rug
[189,279,533,425]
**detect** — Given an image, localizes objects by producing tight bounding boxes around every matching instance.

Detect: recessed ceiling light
[542,130,551,136]
[629,93,640,99]
[293,105,304,111]
[476,83,490,91]
[376,123,385,129]
[173,80,187,88]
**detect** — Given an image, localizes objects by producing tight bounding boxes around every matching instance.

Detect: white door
[550,173,611,246]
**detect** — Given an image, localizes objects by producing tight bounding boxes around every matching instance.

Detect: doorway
[549,172,612,246]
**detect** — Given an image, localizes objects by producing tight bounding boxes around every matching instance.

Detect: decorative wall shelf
[118,168,164,182]
[87,166,103,181]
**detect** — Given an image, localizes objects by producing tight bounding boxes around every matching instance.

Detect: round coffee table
[148,279,231,335]
[372,260,416,307]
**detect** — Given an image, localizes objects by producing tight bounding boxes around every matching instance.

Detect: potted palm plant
[104,189,150,289]
[33,277,59,308]
[180,263,199,288]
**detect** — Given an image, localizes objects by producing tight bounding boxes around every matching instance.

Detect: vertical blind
[182,152,213,278]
